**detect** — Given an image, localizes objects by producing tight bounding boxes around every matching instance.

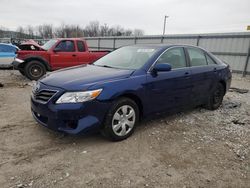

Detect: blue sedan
[31,45,232,141]
[0,43,19,68]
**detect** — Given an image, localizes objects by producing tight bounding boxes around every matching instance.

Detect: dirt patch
[0,70,249,188]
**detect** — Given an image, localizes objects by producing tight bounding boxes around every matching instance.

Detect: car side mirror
[153,63,172,72]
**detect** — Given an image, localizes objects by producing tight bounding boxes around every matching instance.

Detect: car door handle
[213,68,217,72]
[72,54,77,57]
[184,72,190,79]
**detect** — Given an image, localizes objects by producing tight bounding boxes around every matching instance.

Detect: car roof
[0,43,18,49]
[131,43,202,49]
[56,38,85,41]
[129,44,209,53]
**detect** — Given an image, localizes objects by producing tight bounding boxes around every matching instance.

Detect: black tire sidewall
[24,61,46,80]
[19,69,25,76]
[102,98,139,141]
[207,83,224,110]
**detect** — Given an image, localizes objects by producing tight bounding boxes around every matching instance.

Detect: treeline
[2,21,144,39]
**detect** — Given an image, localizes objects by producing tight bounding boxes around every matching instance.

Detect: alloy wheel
[112,105,136,137]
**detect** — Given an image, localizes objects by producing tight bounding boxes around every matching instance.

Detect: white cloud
[0,0,249,34]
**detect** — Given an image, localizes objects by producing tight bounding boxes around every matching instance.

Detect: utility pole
[162,15,169,36]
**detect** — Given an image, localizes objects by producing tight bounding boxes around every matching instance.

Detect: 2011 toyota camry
[31,44,232,141]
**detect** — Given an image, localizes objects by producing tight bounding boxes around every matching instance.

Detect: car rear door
[185,47,217,105]
[146,47,193,114]
[50,40,78,69]
[75,40,90,65]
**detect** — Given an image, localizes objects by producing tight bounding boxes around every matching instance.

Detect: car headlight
[56,89,102,104]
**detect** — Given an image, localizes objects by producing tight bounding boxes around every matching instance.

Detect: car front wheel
[24,61,46,80]
[101,97,139,141]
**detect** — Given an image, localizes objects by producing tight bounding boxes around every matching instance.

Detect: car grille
[33,90,57,103]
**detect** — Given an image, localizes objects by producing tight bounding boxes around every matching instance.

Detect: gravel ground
[0,70,249,188]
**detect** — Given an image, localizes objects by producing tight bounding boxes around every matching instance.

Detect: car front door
[0,45,16,67]
[50,40,78,69]
[185,47,217,105]
[146,47,193,114]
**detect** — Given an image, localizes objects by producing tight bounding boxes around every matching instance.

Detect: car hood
[19,40,45,51]
[40,65,134,90]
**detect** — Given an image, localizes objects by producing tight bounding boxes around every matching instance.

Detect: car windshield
[42,39,58,50]
[93,46,157,70]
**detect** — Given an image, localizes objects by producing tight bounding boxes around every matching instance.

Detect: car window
[56,40,75,52]
[206,54,216,65]
[187,48,207,67]
[77,41,85,52]
[157,47,186,69]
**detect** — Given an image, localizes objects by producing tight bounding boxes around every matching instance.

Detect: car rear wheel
[24,60,46,80]
[205,83,225,110]
[101,97,139,141]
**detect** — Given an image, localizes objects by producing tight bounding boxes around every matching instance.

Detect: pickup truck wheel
[205,83,225,110]
[101,98,139,141]
[24,61,46,80]
[19,69,25,76]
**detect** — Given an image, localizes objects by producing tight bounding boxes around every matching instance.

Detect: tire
[24,60,46,80]
[101,97,139,141]
[19,69,25,76]
[205,83,225,110]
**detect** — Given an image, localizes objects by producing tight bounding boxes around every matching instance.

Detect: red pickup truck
[13,38,109,80]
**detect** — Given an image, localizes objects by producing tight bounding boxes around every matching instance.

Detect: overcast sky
[0,0,249,35]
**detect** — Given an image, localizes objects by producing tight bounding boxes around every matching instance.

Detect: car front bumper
[12,58,24,70]
[0,56,15,68]
[30,83,111,135]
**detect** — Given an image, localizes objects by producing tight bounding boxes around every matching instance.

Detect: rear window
[187,48,207,67]
[77,41,85,52]
[206,54,217,65]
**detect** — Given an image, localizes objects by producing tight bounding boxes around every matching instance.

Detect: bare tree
[0,26,7,38]
[54,24,65,38]
[16,26,25,38]
[26,25,34,38]
[37,24,53,38]
[112,25,125,36]
[37,25,44,38]
[100,23,109,36]
[84,21,100,37]
[2,21,144,39]
[133,29,144,36]
[124,29,133,36]
[43,24,53,38]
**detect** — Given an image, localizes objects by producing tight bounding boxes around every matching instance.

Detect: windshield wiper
[94,64,115,68]
[103,65,115,68]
